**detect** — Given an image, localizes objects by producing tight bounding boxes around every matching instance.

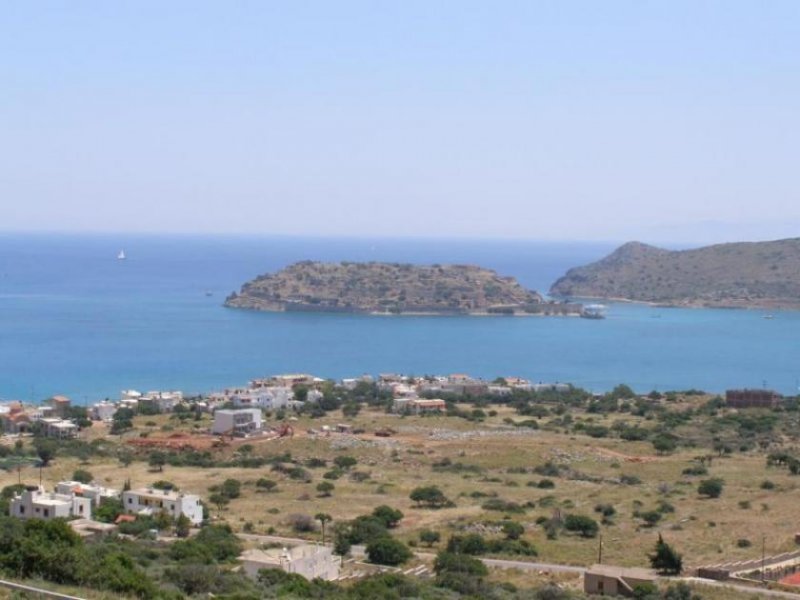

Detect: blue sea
[1,233,798,402]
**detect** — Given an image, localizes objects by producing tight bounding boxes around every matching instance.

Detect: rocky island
[551,238,800,309]
[226,261,580,315]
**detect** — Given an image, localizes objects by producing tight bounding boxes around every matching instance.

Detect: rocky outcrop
[226,261,546,315]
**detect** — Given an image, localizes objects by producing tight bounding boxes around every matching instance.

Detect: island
[225,261,581,315]
[550,238,800,309]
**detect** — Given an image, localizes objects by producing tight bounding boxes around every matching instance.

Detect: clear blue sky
[2,1,799,243]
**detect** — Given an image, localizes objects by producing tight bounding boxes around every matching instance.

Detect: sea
[1,233,799,403]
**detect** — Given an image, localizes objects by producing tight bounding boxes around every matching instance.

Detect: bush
[501,521,525,540]
[419,529,441,547]
[620,474,642,485]
[72,469,93,484]
[256,478,277,492]
[333,455,358,470]
[372,505,404,528]
[563,514,599,538]
[365,537,412,566]
[682,465,708,476]
[481,498,525,513]
[737,538,752,548]
[446,534,488,555]
[537,479,555,489]
[698,478,724,499]
[316,481,334,497]
[287,513,316,533]
[761,480,776,490]
[410,486,452,508]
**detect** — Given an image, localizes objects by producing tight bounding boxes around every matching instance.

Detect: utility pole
[762,535,766,583]
[598,534,603,564]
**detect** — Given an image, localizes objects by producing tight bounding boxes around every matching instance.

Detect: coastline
[552,294,800,311]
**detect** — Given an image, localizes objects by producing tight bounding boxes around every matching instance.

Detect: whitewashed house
[211,409,262,436]
[11,486,92,520]
[39,418,78,439]
[232,387,293,410]
[121,487,203,525]
[91,401,117,421]
[55,481,119,507]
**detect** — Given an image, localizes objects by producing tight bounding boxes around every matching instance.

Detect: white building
[240,545,340,581]
[55,481,119,507]
[91,401,117,421]
[11,486,92,520]
[232,387,294,410]
[121,487,203,525]
[211,409,263,436]
[39,418,78,439]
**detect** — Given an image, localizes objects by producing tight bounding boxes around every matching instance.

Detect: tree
[698,477,724,498]
[220,478,241,499]
[409,485,451,508]
[502,521,525,540]
[175,513,192,538]
[641,511,662,527]
[333,523,352,556]
[419,529,441,547]
[256,478,277,492]
[652,434,678,455]
[148,451,167,472]
[372,505,404,528]
[72,469,93,484]
[316,481,335,497]
[434,551,488,595]
[34,438,58,467]
[333,455,357,470]
[365,537,412,566]
[208,493,229,514]
[315,513,332,544]
[649,534,683,575]
[563,514,599,538]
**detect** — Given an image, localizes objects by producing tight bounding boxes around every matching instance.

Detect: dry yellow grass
[3,402,800,575]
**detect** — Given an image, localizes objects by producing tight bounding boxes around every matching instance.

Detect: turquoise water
[1,234,798,402]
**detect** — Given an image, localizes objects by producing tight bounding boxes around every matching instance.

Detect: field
[5,394,800,583]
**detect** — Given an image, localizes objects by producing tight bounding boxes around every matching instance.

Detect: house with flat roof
[39,418,79,439]
[121,487,203,525]
[55,481,119,507]
[584,564,657,597]
[212,408,262,436]
[393,398,447,415]
[240,544,340,581]
[11,486,92,521]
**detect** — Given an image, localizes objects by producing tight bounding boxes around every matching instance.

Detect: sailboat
[117,250,126,260]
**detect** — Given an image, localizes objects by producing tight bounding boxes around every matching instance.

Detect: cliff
[225,261,548,315]
[550,238,800,308]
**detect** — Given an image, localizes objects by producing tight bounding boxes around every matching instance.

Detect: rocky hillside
[225,261,545,314]
[550,238,800,308]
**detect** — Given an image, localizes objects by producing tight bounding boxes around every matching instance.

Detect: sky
[1,1,799,244]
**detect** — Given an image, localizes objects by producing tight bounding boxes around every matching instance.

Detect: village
[0,375,798,599]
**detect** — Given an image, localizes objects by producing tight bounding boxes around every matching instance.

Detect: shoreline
[551,294,800,311]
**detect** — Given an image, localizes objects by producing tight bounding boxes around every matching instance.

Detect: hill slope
[550,238,800,308]
[226,261,546,314]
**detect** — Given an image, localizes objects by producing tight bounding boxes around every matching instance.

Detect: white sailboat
[117,250,126,260]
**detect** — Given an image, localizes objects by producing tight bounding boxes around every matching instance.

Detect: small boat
[764,314,775,320]
[117,250,126,260]
[205,291,213,297]
[581,304,607,319]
